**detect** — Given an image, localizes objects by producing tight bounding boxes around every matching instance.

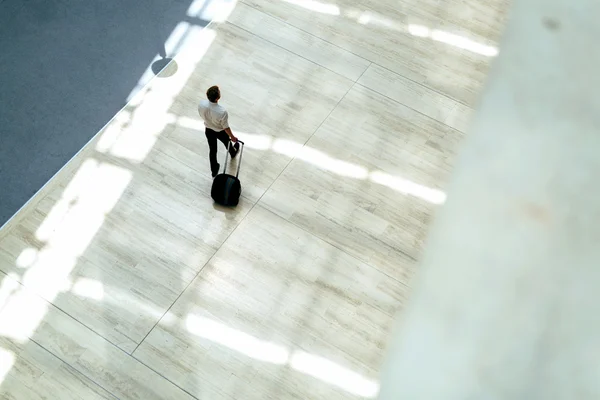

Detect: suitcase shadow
[211,201,242,219]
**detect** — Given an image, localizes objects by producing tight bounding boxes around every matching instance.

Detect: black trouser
[205,128,236,174]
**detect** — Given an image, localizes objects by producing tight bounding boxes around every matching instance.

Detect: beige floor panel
[228,3,372,81]
[260,83,462,280]
[134,205,408,399]
[357,63,474,133]
[242,0,509,105]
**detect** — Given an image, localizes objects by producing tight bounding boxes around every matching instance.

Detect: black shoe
[231,142,240,159]
[212,163,220,178]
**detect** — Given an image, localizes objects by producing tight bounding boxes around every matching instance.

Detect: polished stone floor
[0,0,509,398]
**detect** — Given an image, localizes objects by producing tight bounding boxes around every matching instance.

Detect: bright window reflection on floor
[272,139,369,179]
[0,348,14,384]
[349,10,401,31]
[71,278,105,301]
[36,160,132,243]
[345,8,498,57]
[15,248,38,269]
[408,24,498,57]
[186,313,379,398]
[188,0,237,22]
[283,0,340,15]
[186,315,289,364]
[0,160,132,342]
[216,130,447,204]
[290,351,380,398]
[0,275,20,312]
[370,171,446,204]
[0,283,48,343]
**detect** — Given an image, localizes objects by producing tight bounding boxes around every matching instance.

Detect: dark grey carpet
[0,0,211,226]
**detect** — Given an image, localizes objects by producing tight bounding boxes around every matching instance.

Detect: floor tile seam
[27,337,121,400]
[371,62,475,108]
[237,1,475,108]
[354,79,467,134]
[255,204,412,289]
[0,270,198,400]
[238,0,372,64]
[222,20,364,82]
[243,65,360,224]
[0,270,139,353]
[131,194,260,355]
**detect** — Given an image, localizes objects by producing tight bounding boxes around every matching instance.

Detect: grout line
[185,81,364,297]
[131,354,205,399]
[129,254,215,355]
[238,0,473,108]
[131,245,214,355]
[247,67,359,215]
[227,8,470,132]
[355,61,372,83]
[371,62,473,108]
[229,74,366,273]
[354,80,466,134]
[225,10,469,132]
[0,270,199,400]
[239,1,370,64]
[0,272,138,355]
[28,337,120,400]
[131,200,256,355]
[300,69,359,146]
[258,204,415,288]
[222,20,364,82]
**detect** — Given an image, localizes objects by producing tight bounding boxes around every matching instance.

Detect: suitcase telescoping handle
[223,140,245,178]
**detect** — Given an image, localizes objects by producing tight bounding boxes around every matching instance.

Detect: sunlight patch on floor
[370,171,446,204]
[0,348,14,385]
[290,351,380,398]
[186,314,289,364]
[220,131,447,204]
[188,0,238,22]
[186,313,380,398]
[283,0,340,15]
[71,278,105,301]
[408,24,498,57]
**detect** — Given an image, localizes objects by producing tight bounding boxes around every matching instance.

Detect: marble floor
[0,0,509,398]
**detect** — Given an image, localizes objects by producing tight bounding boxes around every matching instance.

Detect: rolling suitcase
[211,140,245,207]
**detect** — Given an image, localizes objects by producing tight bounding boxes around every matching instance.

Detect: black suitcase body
[211,141,244,207]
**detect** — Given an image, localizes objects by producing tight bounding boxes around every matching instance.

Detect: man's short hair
[207,86,220,103]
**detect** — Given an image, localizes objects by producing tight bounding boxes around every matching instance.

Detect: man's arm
[221,111,237,142]
[224,127,238,142]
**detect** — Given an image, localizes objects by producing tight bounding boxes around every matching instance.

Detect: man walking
[198,85,239,177]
